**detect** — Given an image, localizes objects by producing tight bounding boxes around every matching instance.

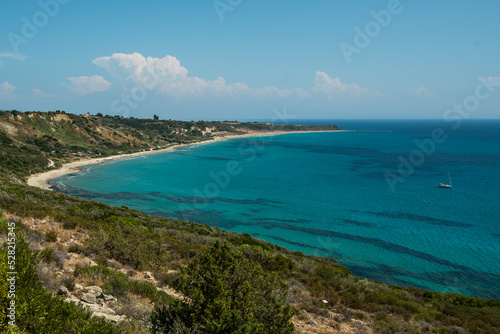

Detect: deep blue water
[53,120,500,300]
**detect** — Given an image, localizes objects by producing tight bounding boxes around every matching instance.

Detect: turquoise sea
[52,120,500,300]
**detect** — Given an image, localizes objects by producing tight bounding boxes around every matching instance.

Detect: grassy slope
[1,110,499,333]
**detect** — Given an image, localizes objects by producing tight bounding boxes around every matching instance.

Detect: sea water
[53,120,500,300]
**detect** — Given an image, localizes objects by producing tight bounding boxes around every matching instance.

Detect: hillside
[0,110,339,179]
[1,110,499,334]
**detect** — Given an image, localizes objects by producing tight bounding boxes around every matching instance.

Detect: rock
[86,303,116,315]
[85,303,126,322]
[93,313,126,323]
[64,296,81,304]
[100,293,117,302]
[306,319,317,326]
[83,286,103,295]
[57,285,69,296]
[81,293,97,304]
[143,271,151,279]
[75,284,83,290]
[65,296,125,322]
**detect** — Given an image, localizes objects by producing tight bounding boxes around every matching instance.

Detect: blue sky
[1,0,499,120]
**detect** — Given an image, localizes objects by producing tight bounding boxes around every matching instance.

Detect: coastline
[27,129,342,190]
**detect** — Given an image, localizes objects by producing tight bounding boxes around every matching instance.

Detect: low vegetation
[151,241,294,334]
[1,110,499,333]
[0,234,120,333]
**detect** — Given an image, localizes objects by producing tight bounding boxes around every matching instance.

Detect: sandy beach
[27,130,341,190]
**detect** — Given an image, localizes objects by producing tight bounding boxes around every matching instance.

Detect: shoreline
[27,129,342,190]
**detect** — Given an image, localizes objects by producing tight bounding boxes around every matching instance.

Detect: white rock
[64,296,81,304]
[83,286,103,295]
[81,293,97,304]
[100,293,117,302]
[57,286,69,296]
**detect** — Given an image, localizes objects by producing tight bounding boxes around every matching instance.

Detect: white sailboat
[439,172,452,189]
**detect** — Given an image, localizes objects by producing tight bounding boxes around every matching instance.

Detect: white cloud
[0,52,27,67]
[0,51,26,66]
[32,88,52,98]
[93,53,251,97]
[0,82,17,99]
[409,86,433,97]
[62,75,111,96]
[312,71,374,98]
[0,51,27,61]
[91,53,376,101]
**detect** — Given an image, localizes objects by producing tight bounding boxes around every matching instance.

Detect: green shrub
[314,263,351,280]
[266,254,295,275]
[74,265,173,305]
[39,247,55,263]
[62,276,76,292]
[150,241,295,334]
[374,315,419,334]
[45,231,58,242]
[68,243,86,254]
[153,271,177,287]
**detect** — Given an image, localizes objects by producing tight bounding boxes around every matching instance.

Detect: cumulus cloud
[62,75,111,96]
[0,82,17,99]
[312,71,374,98]
[409,86,433,97]
[91,53,376,101]
[93,53,250,97]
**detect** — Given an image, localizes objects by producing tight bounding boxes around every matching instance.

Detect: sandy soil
[27,130,341,190]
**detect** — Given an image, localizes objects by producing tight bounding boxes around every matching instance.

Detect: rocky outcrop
[83,286,102,295]
[57,285,69,296]
[80,293,97,304]
[64,285,125,323]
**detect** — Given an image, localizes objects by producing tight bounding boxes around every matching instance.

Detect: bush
[39,247,55,263]
[150,241,295,334]
[153,271,177,287]
[374,315,421,334]
[74,265,173,305]
[68,243,87,254]
[53,249,66,269]
[45,230,58,242]
[62,276,76,292]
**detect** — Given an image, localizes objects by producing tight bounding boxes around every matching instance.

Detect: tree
[153,114,159,120]
[96,113,103,118]
[150,241,294,334]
